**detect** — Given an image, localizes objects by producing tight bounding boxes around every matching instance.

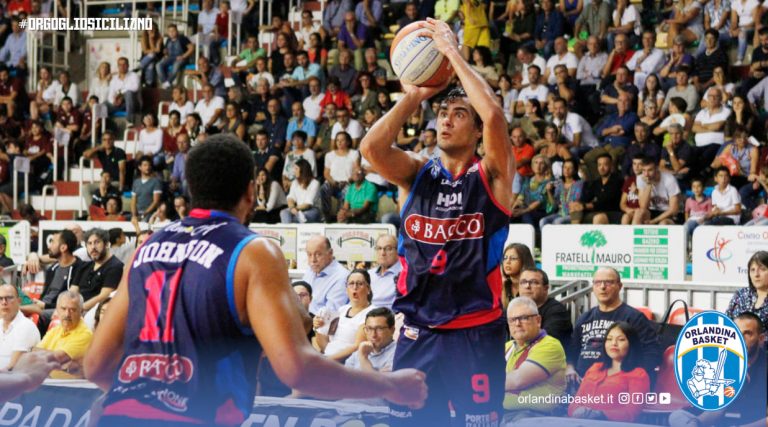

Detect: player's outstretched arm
[419,19,514,204]
[239,239,427,407]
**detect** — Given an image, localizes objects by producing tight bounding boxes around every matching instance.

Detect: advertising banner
[691,226,768,285]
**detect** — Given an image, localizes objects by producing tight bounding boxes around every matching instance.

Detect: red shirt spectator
[568,362,650,422]
[319,88,352,111]
[6,0,31,15]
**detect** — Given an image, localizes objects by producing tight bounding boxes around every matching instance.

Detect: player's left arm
[84,255,133,391]
[420,19,514,208]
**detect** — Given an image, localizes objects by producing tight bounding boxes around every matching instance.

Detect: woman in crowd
[535,123,571,179]
[312,269,376,363]
[471,46,500,88]
[569,322,651,422]
[307,32,327,68]
[29,66,53,120]
[104,196,126,221]
[139,24,163,86]
[725,95,756,139]
[396,105,425,150]
[711,126,758,191]
[282,130,316,190]
[253,168,287,224]
[500,243,536,309]
[184,113,204,145]
[540,159,584,227]
[136,113,164,168]
[497,74,518,123]
[665,0,704,47]
[90,62,112,109]
[221,102,246,140]
[280,158,321,223]
[513,154,554,229]
[638,74,665,119]
[352,72,379,119]
[726,251,768,331]
[702,66,735,109]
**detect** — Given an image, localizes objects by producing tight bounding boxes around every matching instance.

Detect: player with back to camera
[83,134,427,427]
[360,18,514,427]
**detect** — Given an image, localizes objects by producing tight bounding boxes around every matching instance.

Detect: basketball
[724,386,735,397]
[389,21,453,87]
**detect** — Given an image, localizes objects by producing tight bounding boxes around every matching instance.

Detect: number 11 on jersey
[139,269,183,343]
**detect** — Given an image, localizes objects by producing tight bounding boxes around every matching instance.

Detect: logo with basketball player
[675,311,747,411]
[706,232,733,273]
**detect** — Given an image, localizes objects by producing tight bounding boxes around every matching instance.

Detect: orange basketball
[389,21,453,87]
[724,386,735,397]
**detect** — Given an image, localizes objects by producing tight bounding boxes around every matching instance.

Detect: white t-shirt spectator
[331,119,364,141]
[90,78,111,106]
[636,170,681,211]
[43,81,80,106]
[287,179,320,207]
[303,93,324,122]
[554,112,599,148]
[0,312,41,369]
[613,5,641,35]
[518,85,549,103]
[323,304,376,360]
[545,52,579,85]
[325,150,360,183]
[521,56,547,86]
[694,107,731,147]
[107,72,140,105]
[298,23,322,47]
[169,100,195,122]
[732,0,759,27]
[659,112,687,129]
[711,184,742,223]
[248,72,275,88]
[138,128,164,155]
[197,7,219,34]
[194,96,225,128]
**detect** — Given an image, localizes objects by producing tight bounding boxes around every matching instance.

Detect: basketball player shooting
[83,135,427,426]
[360,18,514,427]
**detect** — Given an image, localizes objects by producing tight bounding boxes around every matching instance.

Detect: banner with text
[691,226,768,285]
[542,225,686,282]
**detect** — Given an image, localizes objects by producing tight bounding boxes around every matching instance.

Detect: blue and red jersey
[102,209,261,426]
[395,158,511,329]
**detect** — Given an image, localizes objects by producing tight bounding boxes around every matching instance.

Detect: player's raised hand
[383,368,428,409]
[418,18,460,57]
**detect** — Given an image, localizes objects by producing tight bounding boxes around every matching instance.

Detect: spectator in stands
[367,234,399,310]
[54,98,82,160]
[586,92,638,179]
[748,28,768,83]
[173,195,188,219]
[337,164,377,224]
[169,133,190,197]
[29,66,53,121]
[566,267,659,382]
[515,66,549,115]
[620,154,644,224]
[544,38,577,87]
[573,0,610,48]
[659,37,695,91]
[90,171,119,209]
[540,158,583,226]
[302,234,350,315]
[107,57,140,125]
[397,2,419,30]
[108,228,133,265]
[293,281,313,316]
[0,65,21,119]
[569,321,651,422]
[0,17,25,74]
[731,0,759,66]
[283,130,316,187]
[281,158,321,223]
[670,312,767,427]
[36,291,92,379]
[169,87,195,122]
[701,0,732,51]
[83,131,126,198]
[329,49,358,95]
[187,56,226,98]
[516,45,547,88]
[627,31,665,90]
[572,153,623,224]
[344,307,396,381]
[633,156,682,224]
[534,0,565,58]
[136,113,164,168]
[194,84,225,132]
[93,297,112,330]
[502,296,567,422]
[638,74,665,120]
[713,126,758,190]
[195,0,220,64]
[130,156,163,221]
[138,25,163,87]
[352,72,379,119]
[70,228,123,312]
[322,0,352,38]
[286,101,317,148]
[693,87,731,176]
[253,167,286,224]
[500,243,536,308]
[550,64,577,104]
[512,154,553,230]
[607,0,640,52]
[622,122,660,178]
[322,129,359,216]
[90,62,111,110]
[313,268,374,363]
[307,33,328,70]
[297,10,322,51]
[726,251,768,330]
[702,167,743,226]
[656,96,691,138]
[735,92,760,138]
[0,235,12,268]
[183,112,204,145]
[102,196,126,221]
[665,0,704,48]
[600,66,637,116]
[519,268,573,345]
[576,36,607,120]
[660,123,694,186]
[331,106,363,147]
[232,35,265,76]
[683,177,712,237]
[43,70,79,111]
[510,126,534,178]
[253,129,281,182]
[263,97,288,151]
[303,76,324,123]
[220,102,246,140]
[24,120,53,189]
[694,29,729,92]
[0,284,40,371]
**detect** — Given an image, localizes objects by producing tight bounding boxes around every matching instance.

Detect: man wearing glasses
[503,296,567,422]
[518,268,573,345]
[565,267,660,387]
[369,235,401,309]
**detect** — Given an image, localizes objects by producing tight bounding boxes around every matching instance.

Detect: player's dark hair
[596,322,644,373]
[441,86,482,129]
[747,251,768,292]
[186,134,255,211]
[366,307,395,327]
[59,230,78,254]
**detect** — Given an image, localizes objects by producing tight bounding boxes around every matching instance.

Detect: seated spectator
[168,87,195,123]
[726,251,768,330]
[566,267,659,383]
[471,46,500,88]
[91,171,120,209]
[302,234,350,315]
[516,45,548,88]
[344,307,396,378]
[0,66,21,120]
[665,0,704,47]
[0,284,40,371]
[29,66,53,121]
[669,312,767,427]
[500,243,536,308]
[108,228,133,265]
[540,159,583,227]
[513,99,547,141]
[511,126,535,178]
[107,57,140,124]
[518,268,573,345]
[136,113,164,167]
[461,0,492,60]
[43,70,79,110]
[659,37,695,91]
[331,105,363,147]
[280,158,321,223]
[163,110,185,151]
[627,31,665,89]
[607,0,640,52]
[571,153,624,224]
[253,168,287,224]
[187,56,226,99]
[655,97,691,139]
[730,0,759,66]
[314,269,375,363]
[156,24,194,89]
[568,322,651,422]
[0,17,25,75]
[219,102,246,141]
[515,66,549,115]
[684,177,713,238]
[573,0,610,48]
[286,101,317,149]
[283,130,317,189]
[194,84,225,132]
[396,105,425,150]
[329,47,358,94]
[512,155,553,229]
[587,92,638,179]
[337,165,377,224]
[36,291,93,379]
[497,75,518,123]
[368,235,400,309]
[693,87,731,176]
[601,34,635,80]
[712,126,758,191]
[246,58,275,91]
[620,154,644,224]
[599,66,638,116]
[550,97,597,158]
[660,123,694,188]
[138,25,163,86]
[263,98,289,151]
[24,120,53,189]
[322,0,352,38]
[303,76,325,123]
[622,122,660,177]
[70,228,123,312]
[701,167,743,227]
[534,0,565,58]
[130,156,163,221]
[54,96,82,140]
[575,36,608,121]
[502,296,567,422]
[633,156,682,224]
[694,29,729,92]
[102,196,126,221]
[320,76,353,113]
[549,64,578,104]
[700,0,731,53]
[89,63,111,111]
[193,0,222,65]
[252,129,281,183]
[417,128,442,159]
[638,74,665,119]
[84,132,126,197]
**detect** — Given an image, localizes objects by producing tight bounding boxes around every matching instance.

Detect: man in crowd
[571,153,623,224]
[130,156,163,221]
[71,228,124,312]
[0,284,40,371]
[368,234,400,309]
[302,235,349,315]
[37,291,93,379]
[633,156,681,225]
[346,307,397,373]
[518,268,572,345]
[107,57,140,124]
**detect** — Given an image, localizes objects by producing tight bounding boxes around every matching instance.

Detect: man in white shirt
[626,31,665,88]
[194,83,225,131]
[42,70,80,108]
[330,108,363,146]
[544,37,578,86]
[0,285,41,371]
[633,156,681,225]
[515,66,549,115]
[302,235,350,315]
[705,167,742,225]
[368,235,401,309]
[517,46,547,87]
[551,97,598,157]
[692,87,731,176]
[303,76,324,122]
[107,57,140,124]
[195,0,220,63]
[169,86,195,122]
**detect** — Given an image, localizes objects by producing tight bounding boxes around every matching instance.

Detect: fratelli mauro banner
[542,225,687,282]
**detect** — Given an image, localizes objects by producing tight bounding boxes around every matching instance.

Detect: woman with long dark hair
[253,167,287,223]
[726,251,768,331]
[500,243,536,309]
[280,158,321,223]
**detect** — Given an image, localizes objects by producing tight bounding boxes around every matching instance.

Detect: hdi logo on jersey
[674,311,747,411]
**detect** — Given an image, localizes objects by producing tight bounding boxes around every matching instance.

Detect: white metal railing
[77,156,98,217]
[53,129,70,182]
[123,127,140,157]
[41,185,58,220]
[11,158,30,211]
